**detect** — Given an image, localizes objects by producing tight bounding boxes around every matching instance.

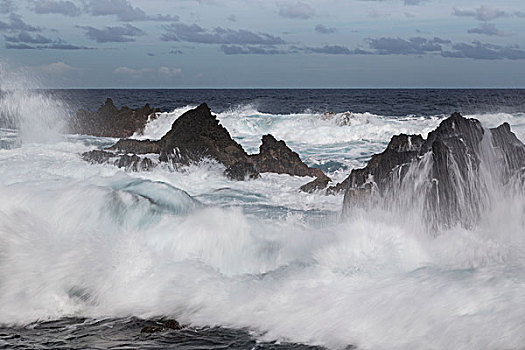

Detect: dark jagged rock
[300,176,331,193]
[327,134,424,195]
[224,161,260,181]
[250,135,326,178]
[81,104,329,189]
[71,98,161,138]
[82,149,156,171]
[341,112,525,228]
[158,103,250,168]
[249,134,331,191]
[140,319,183,334]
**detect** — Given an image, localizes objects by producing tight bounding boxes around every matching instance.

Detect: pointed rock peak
[105,98,114,105]
[386,134,425,153]
[197,102,211,112]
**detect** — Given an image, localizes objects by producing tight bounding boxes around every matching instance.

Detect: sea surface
[1,88,525,349]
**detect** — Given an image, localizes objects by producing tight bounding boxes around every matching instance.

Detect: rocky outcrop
[71,98,161,138]
[341,112,525,228]
[82,150,156,171]
[81,103,331,187]
[250,134,331,192]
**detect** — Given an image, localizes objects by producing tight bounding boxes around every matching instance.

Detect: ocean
[1,88,525,349]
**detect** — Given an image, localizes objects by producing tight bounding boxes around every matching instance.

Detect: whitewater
[1,87,525,349]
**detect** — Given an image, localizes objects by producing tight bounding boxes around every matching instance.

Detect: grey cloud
[453,6,507,21]
[0,14,41,32]
[403,0,427,5]
[227,14,237,22]
[315,24,336,34]
[78,24,145,43]
[277,1,315,19]
[368,37,443,55]
[5,43,35,49]
[306,45,352,55]
[46,41,92,49]
[220,45,285,55]
[442,42,525,60]
[514,11,525,18]
[4,31,53,44]
[161,23,286,45]
[6,41,91,50]
[0,0,15,13]
[30,0,81,17]
[87,0,179,21]
[468,23,505,36]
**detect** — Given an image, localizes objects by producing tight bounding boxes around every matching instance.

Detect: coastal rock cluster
[340,112,525,228]
[78,99,525,228]
[71,98,160,138]
[82,103,329,189]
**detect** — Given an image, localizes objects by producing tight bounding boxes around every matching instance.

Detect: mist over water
[0,85,525,349]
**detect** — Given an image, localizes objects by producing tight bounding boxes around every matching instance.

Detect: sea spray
[0,63,69,144]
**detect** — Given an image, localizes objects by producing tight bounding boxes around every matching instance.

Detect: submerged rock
[140,319,183,334]
[71,98,161,138]
[341,112,525,229]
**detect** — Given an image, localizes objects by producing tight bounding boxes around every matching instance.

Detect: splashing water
[0,88,525,349]
[0,63,69,144]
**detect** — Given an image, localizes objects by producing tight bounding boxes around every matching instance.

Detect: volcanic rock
[341,112,525,228]
[249,134,331,191]
[81,103,330,187]
[71,98,161,138]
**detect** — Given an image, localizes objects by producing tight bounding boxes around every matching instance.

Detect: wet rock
[224,161,260,181]
[71,98,161,138]
[81,104,331,189]
[158,103,251,168]
[300,176,331,193]
[341,112,525,228]
[82,149,155,171]
[250,134,331,191]
[140,319,183,334]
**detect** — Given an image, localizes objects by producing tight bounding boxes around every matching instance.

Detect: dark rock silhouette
[341,112,525,228]
[71,98,161,138]
[82,103,329,185]
[249,134,331,192]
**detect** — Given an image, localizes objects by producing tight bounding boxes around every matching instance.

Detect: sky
[0,0,524,88]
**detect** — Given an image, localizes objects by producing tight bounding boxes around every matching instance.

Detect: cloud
[40,61,79,74]
[368,37,444,55]
[453,6,507,21]
[306,45,352,55]
[0,0,15,13]
[158,66,182,78]
[113,66,182,79]
[220,45,285,55]
[0,14,41,32]
[78,24,145,43]
[161,23,286,45]
[315,24,336,34]
[442,42,525,60]
[277,1,315,19]
[4,31,53,44]
[29,0,81,17]
[468,23,505,37]
[227,14,237,22]
[87,0,179,22]
[5,43,35,49]
[403,0,427,5]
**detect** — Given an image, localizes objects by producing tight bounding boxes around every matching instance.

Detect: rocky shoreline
[77,99,525,228]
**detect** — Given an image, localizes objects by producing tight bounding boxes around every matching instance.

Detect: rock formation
[341,112,525,228]
[71,98,161,138]
[82,103,329,186]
